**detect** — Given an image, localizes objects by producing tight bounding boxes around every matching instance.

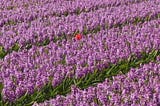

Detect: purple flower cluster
[0,19,159,101]
[0,0,146,27]
[0,0,64,11]
[157,56,160,62]
[0,0,160,50]
[34,62,160,106]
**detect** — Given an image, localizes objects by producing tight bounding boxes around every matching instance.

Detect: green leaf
[16,91,28,103]
[12,43,20,51]
[0,46,6,59]
[43,39,50,46]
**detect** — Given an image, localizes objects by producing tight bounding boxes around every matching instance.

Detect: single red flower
[75,34,82,40]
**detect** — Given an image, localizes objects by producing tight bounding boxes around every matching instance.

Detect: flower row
[0,0,160,51]
[0,0,146,27]
[0,0,63,11]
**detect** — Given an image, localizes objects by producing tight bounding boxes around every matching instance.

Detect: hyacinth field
[0,0,160,106]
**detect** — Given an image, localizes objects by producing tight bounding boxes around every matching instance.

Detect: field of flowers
[0,0,160,106]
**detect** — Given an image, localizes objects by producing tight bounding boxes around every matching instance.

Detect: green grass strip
[1,49,159,106]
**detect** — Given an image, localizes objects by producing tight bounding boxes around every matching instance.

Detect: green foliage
[12,43,20,52]
[42,39,50,46]
[0,46,7,59]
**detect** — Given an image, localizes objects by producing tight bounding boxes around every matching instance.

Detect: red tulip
[75,34,82,40]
